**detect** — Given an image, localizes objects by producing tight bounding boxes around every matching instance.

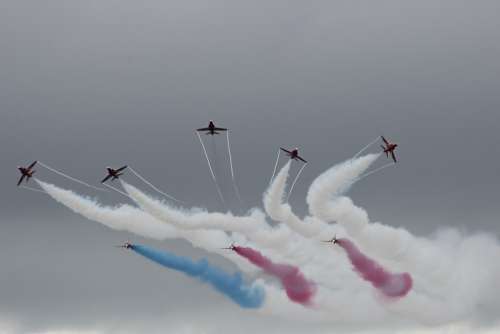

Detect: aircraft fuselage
[384,143,398,153]
[107,168,122,179]
[18,167,34,177]
[208,121,216,134]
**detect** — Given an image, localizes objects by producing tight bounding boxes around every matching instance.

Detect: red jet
[280,147,307,163]
[17,160,37,186]
[101,165,127,183]
[196,120,228,135]
[381,136,398,163]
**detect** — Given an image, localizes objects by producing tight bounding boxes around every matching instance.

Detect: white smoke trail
[123,179,291,248]
[38,161,107,192]
[123,182,303,265]
[356,162,395,182]
[306,154,380,223]
[196,131,227,208]
[269,148,281,184]
[124,178,340,279]
[305,154,443,266]
[36,182,356,320]
[36,179,176,239]
[261,161,355,285]
[36,181,371,318]
[258,281,390,324]
[263,161,293,222]
[123,181,263,234]
[123,180,317,270]
[122,178,393,318]
[20,185,47,194]
[265,154,500,323]
[264,161,332,238]
[210,135,221,191]
[305,154,431,258]
[122,182,320,268]
[263,165,392,301]
[226,131,235,181]
[226,130,243,207]
[353,136,381,159]
[287,163,307,201]
[128,166,184,204]
[35,179,255,272]
[103,182,132,199]
[304,155,500,323]
[36,152,500,326]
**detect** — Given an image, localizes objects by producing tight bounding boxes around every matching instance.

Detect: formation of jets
[101,166,128,184]
[16,121,400,257]
[16,122,399,198]
[17,161,37,186]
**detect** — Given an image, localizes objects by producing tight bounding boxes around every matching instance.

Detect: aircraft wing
[28,160,37,169]
[297,156,307,163]
[17,175,25,186]
[381,136,389,145]
[196,127,210,132]
[101,174,112,183]
[390,151,397,163]
[213,127,227,131]
[116,165,127,172]
[280,147,291,154]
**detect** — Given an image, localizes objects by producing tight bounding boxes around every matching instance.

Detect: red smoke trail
[336,238,412,298]
[233,246,316,306]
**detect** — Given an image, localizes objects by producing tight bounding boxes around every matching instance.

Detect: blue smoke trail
[130,244,265,309]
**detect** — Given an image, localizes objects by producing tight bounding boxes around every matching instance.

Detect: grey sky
[1,0,500,333]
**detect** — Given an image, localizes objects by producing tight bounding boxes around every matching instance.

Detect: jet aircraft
[17,161,37,186]
[322,235,339,245]
[114,242,133,249]
[101,166,127,183]
[196,120,227,135]
[221,243,237,251]
[381,136,398,163]
[280,147,307,163]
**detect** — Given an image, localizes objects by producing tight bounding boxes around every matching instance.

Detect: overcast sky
[1,1,500,333]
